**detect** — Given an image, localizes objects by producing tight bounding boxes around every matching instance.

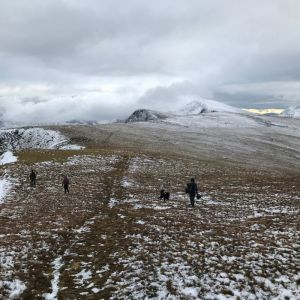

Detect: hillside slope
[0,149,299,299]
[0,115,299,298]
[54,113,300,173]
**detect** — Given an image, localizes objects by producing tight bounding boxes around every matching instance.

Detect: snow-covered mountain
[124,100,287,129]
[125,100,244,125]
[125,109,170,123]
[126,100,242,124]
[176,99,242,115]
[280,106,300,118]
[0,128,82,153]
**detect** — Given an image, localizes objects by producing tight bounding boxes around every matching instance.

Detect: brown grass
[0,147,299,299]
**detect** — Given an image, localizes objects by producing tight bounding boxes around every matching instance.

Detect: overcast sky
[1,0,300,123]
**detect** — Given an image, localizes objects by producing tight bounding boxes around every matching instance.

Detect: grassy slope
[0,144,299,299]
[50,121,300,175]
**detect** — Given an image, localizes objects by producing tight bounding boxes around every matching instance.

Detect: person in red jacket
[62,175,70,194]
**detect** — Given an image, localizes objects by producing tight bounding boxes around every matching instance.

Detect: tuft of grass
[17,148,135,165]
[166,279,177,295]
[17,149,81,164]
[220,288,234,296]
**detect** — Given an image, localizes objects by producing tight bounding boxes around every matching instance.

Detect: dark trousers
[64,184,69,194]
[190,194,195,207]
[30,179,36,187]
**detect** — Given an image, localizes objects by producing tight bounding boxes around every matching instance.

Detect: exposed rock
[125,109,169,123]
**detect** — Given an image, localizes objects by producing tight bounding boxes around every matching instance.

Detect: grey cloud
[137,81,213,111]
[215,81,300,108]
[21,97,48,104]
[1,96,134,124]
[1,0,300,123]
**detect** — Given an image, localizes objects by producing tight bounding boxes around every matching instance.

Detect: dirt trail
[0,153,129,298]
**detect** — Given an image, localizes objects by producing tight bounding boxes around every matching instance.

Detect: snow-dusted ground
[43,256,64,300]
[0,128,83,208]
[0,152,299,299]
[57,110,300,173]
[163,112,259,128]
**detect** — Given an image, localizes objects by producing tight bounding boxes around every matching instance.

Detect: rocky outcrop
[125,109,169,123]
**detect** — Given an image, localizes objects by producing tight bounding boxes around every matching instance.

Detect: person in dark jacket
[186,178,198,207]
[158,189,170,201]
[29,170,37,187]
[62,175,70,194]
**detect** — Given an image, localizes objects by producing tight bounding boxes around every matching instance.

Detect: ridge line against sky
[0,0,300,123]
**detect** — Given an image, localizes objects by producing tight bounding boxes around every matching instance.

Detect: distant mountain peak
[176,99,241,115]
[125,99,242,124]
[125,109,170,123]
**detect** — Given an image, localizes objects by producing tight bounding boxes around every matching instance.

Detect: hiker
[62,175,70,194]
[29,170,37,187]
[186,178,199,207]
[158,189,170,201]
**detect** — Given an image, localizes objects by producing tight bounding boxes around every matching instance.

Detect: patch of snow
[59,144,85,150]
[96,264,110,274]
[43,256,63,300]
[0,151,17,165]
[0,177,12,204]
[108,198,119,208]
[74,269,92,285]
[92,288,100,293]
[182,287,199,298]
[0,279,26,299]
[153,206,170,210]
[251,224,261,231]
[136,220,146,225]
[73,226,91,234]
[121,179,133,188]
